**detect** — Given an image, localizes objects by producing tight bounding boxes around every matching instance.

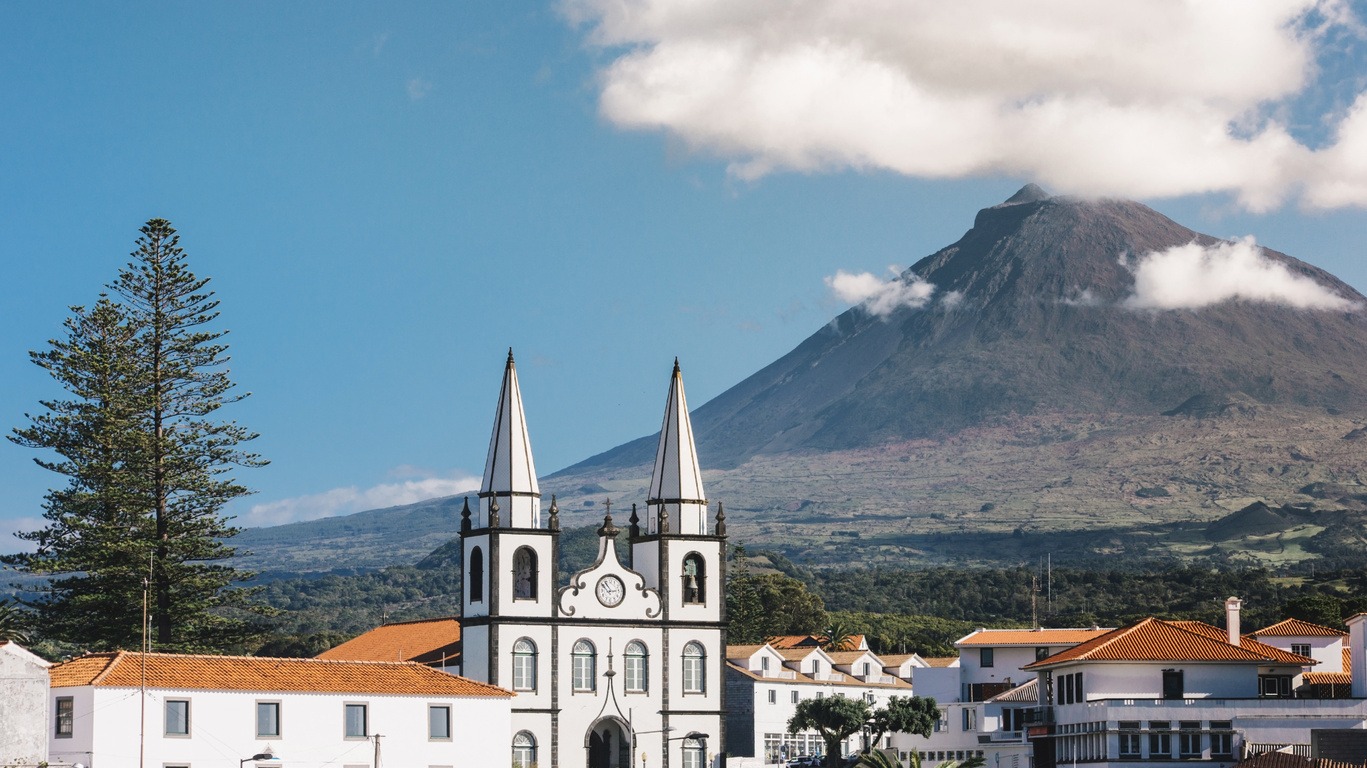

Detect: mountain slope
[567,187,1367,471]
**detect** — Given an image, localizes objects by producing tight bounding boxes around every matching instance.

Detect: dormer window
[681,553,706,604]
[761,656,770,674]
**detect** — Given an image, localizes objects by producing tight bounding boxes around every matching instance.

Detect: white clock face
[596,575,625,607]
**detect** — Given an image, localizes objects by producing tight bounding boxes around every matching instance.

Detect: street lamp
[633,726,676,768]
[240,749,274,767]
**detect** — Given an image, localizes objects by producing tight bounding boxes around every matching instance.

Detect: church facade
[459,352,727,768]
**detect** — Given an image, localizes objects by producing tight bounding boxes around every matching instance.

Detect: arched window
[683,736,706,768]
[513,547,537,600]
[512,731,537,768]
[469,546,484,603]
[512,638,537,692]
[682,641,705,694]
[572,639,597,692]
[681,553,705,604]
[624,640,648,693]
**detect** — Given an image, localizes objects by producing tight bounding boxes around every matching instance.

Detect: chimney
[1225,597,1242,645]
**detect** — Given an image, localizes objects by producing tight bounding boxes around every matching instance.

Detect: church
[459,351,728,768]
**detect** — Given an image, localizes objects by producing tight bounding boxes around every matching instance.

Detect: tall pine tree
[7,220,267,651]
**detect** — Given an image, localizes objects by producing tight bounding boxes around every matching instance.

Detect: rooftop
[957,627,1112,647]
[1251,618,1348,638]
[50,651,510,697]
[316,616,461,665]
[1025,618,1315,670]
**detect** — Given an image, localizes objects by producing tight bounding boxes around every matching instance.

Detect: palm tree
[821,620,857,651]
[0,600,32,645]
[862,750,986,768]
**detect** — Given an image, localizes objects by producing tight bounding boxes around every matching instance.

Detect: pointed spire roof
[479,349,541,528]
[648,358,707,535]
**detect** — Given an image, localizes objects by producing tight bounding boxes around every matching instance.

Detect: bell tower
[461,350,558,686]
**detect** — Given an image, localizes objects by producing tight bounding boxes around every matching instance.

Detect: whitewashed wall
[49,686,511,768]
[0,643,50,767]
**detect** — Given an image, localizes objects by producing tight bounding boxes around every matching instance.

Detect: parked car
[787,755,824,767]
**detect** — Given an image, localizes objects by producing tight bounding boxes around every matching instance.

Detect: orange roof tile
[987,679,1038,703]
[317,616,461,664]
[1344,646,1352,673]
[1168,621,1316,665]
[921,656,958,668]
[767,634,865,651]
[957,628,1112,647]
[1025,618,1302,669]
[49,651,510,697]
[1252,618,1348,638]
[1302,672,1351,685]
[1236,751,1360,768]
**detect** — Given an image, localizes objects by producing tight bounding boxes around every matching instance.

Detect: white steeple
[479,349,540,528]
[647,358,707,535]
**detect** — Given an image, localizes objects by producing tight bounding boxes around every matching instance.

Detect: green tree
[789,696,871,768]
[821,618,858,651]
[7,220,266,651]
[0,599,32,644]
[867,696,937,749]
[728,571,828,644]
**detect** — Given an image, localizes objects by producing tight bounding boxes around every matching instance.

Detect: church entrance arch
[586,717,631,768]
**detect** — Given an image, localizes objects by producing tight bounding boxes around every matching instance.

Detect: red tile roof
[317,616,461,665]
[1025,618,1312,669]
[767,634,866,651]
[957,628,1112,647]
[987,679,1038,703]
[1168,621,1315,665]
[1251,618,1348,638]
[49,651,510,697]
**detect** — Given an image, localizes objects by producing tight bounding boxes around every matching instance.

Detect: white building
[46,651,512,768]
[1018,602,1367,768]
[889,627,1112,768]
[724,640,914,763]
[0,641,51,768]
[458,354,726,768]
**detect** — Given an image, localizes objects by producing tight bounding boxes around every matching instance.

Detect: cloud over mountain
[567,0,1367,210]
[826,268,935,317]
[244,470,479,527]
[1122,237,1359,311]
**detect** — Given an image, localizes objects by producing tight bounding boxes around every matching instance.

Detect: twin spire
[477,351,708,535]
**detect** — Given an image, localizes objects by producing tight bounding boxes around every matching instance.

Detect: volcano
[567,185,1367,472]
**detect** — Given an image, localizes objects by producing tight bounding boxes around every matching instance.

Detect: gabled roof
[921,656,959,668]
[50,651,510,697]
[767,634,866,651]
[957,627,1112,647]
[826,650,881,665]
[727,644,769,658]
[316,617,461,665]
[1025,617,1312,670]
[776,646,832,663]
[987,678,1038,703]
[1252,618,1348,638]
[726,660,911,690]
[1168,621,1315,666]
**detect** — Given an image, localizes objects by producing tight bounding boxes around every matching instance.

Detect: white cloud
[565,0,1367,210]
[407,77,433,101]
[1122,237,1357,310]
[0,516,42,555]
[241,471,480,528]
[826,267,935,317]
[940,290,965,309]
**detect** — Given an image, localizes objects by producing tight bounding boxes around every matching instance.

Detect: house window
[468,546,484,603]
[512,731,537,768]
[682,553,706,604]
[573,639,597,692]
[1178,722,1201,758]
[1148,722,1171,759]
[256,701,281,737]
[963,708,977,730]
[761,655,770,674]
[513,638,538,692]
[980,648,994,668]
[1210,723,1233,758]
[1035,646,1051,661]
[936,709,948,732]
[769,689,777,704]
[1259,674,1292,698]
[1291,644,1311,658]
[791,690,799,704]
[55,697,74,738]
[683,641,706,693]
[1162,669,1184,700]
[429,705,451,740]
[683,738,706,768]
[344,703,368,738]
[513,547,537,600]
[862,662,871,677]
[625,641,648,693]
[865,693,876,704]
[165,700,190,736]
[1118,723,1141,759]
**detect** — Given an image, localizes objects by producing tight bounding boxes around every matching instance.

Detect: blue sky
[3,2,1367,548]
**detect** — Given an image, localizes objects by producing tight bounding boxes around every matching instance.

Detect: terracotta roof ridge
[1253,617,1348,637]
[102,650,461,669]
[1156,619,1284,662]
[89,651,126,685]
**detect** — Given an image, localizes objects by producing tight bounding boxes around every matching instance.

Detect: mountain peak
[1001,183,1051,206]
